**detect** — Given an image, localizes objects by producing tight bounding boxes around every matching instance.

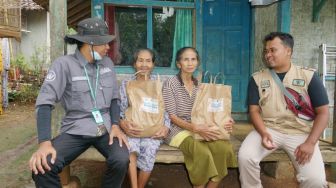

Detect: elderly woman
[119,48,170,188]
[162,47,237,188]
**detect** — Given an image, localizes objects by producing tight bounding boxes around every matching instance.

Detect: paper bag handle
[134,70,150,80]
[214,72,225,84]
[202,71,213,83]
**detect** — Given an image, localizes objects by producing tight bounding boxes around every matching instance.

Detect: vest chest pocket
[259,88,271,107]
[71,80,92,110]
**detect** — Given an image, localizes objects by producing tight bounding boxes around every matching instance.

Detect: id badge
[92,109,104,125]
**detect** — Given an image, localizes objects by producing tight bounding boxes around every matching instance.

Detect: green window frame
[92,0,202,75]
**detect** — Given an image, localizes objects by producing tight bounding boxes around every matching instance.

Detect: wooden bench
[59,123,336,187]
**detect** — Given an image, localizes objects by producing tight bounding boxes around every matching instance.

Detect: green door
[202,0,251,112]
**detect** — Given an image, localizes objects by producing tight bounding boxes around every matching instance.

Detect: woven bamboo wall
[0,0,21,40]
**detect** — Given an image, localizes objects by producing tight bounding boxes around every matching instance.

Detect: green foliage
[8,91,19,102]
[10,54,28,72]
[153,11,176,67]
[8,46,47,103]
[29,46,49,85]
[117,7,147,65]
[8,84,39,104]
[67,26,77,35]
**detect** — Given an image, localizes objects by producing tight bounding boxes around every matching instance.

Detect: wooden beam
[67,0,85,10]
[0,28,20,41]
[312,0,327,22]
[277,0,291,32]
[333,69,336,146]
[67,7,91,27]
[49,0,66,61]
[102,0,195,9]
[68,1,90,18]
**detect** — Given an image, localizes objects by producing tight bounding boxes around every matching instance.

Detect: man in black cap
[29,17,129,187]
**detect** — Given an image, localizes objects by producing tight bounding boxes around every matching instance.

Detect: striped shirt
[162,75,198,144]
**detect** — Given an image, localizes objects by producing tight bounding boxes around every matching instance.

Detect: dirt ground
[0,103,37,188]
[0,103,335,188]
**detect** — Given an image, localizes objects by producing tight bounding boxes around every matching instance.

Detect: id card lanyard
[83,64,104,126]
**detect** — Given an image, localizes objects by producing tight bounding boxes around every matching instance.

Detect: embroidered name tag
[261,80,270,88]
[72,76,87,81]
[292,79,305,87]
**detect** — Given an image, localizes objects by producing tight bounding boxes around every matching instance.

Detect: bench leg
[59,165,71,185]
[59,165,81,188]
[62,176,81,188]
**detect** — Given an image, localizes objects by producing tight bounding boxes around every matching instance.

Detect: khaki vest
[253,64,314,134]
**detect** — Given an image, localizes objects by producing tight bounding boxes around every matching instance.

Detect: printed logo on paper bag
[141,97,159,113]
[207,98,224,112]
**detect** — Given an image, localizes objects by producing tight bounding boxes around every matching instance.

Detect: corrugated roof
[32,0,48,10]
[21,0,44,10]
[0,0,43,10]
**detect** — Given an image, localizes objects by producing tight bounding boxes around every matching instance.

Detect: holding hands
[120,119,169,140]
[193,117,235,141]
[120,120,142,137]
[152,126,169,139]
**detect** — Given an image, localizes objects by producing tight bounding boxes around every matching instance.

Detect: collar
[130,74,156,81]
[75,48,104,67]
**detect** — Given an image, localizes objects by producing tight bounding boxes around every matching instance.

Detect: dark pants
[32,133,129,188]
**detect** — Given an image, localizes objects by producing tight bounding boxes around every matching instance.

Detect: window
[153,7,176,67]
[103,0,195,70]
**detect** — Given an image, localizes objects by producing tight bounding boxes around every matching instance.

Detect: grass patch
[0,144,37,187]
[0,122,36,153]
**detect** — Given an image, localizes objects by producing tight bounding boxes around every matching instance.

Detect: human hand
[29,141,56,175]
[120,120,142,137]
[109,125,130,150]
[224,117,235,133]
[261,132,276,150]
[152,126,169,139]
[193,125,222,141]
[294,141,315,165]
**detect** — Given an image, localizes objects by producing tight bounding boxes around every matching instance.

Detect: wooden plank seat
[59,124,336,187]
[67,137,336,163]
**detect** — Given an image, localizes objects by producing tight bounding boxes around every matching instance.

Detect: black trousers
[32,133,129,188]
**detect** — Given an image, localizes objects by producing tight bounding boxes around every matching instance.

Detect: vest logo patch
[292,79,305,87]
[261,80,270,88]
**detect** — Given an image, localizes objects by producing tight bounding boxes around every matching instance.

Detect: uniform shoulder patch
[45,70,56,82]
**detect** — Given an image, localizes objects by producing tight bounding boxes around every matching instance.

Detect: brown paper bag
[125,75,164,137]
[191,72,232,140]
